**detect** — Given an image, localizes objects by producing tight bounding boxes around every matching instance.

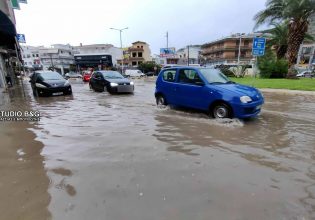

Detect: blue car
[155,67,264,119]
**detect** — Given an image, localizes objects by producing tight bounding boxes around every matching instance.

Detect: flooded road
[1,78,315,220]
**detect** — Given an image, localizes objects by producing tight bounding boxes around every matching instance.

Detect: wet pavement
[1,78,315,220]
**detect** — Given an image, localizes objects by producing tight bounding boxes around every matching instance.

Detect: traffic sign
[16,34,26,43]
[252,37,266,56]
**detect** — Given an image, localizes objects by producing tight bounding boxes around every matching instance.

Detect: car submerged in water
[29,71,72,97]
[89,70,134,94]
[155,67,264,119]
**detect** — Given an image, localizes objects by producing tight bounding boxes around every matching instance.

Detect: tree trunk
[286,19,308,78]
[276,45,287,59]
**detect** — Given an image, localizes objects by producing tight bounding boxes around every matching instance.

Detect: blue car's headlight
[240,96,252,103]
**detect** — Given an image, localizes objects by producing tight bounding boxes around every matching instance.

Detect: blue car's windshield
[199,68,232,84]
[101,71,124,79]
[40,72,64,80]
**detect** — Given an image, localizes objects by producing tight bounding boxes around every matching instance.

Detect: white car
[124,69,145,77]
[296,70,314,78]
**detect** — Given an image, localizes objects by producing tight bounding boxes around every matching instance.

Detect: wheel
[156,95,167,107]
[212,103,231,119]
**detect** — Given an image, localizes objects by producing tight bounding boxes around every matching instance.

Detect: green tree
[258,48,288,78]
[263,21,315,60]
[254,0,315,75]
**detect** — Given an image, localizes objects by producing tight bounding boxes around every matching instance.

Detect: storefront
[0,9,21,88]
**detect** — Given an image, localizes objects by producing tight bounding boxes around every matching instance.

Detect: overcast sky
[15,0,267,54]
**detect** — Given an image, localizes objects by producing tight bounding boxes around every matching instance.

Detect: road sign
[16,34,26,43]
[252,37,266,56]
[11,0,20,9]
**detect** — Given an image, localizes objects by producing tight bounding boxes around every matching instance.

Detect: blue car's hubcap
[214,106,228,118]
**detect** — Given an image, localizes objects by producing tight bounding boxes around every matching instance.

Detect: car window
[162,70,176,82]
[178,69,203,84]
[40,72,64,80]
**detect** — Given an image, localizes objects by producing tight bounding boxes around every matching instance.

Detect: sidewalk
[261,88,315,95]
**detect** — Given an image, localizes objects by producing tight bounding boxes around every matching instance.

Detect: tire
[212,103,231,119]
[156,95,167,107]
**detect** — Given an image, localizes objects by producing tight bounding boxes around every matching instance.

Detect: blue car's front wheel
[212,103,231,119]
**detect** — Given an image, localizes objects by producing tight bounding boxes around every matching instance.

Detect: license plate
[256,105,262,110]
[52,92,63,96]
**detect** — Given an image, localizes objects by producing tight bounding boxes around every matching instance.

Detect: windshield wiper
[226,81,235,84]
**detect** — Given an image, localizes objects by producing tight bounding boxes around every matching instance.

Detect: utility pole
[110,27,128,74]
[187,45,190,66]
[166,31,168,50]
[237,33,246,66]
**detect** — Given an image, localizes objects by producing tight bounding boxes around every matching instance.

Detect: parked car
[29,71,72,96]
[145,71,155,76]
[296,70,314,78]
[155,67,264,119]
[89,70,134,94]
[124,69,145,77]
[65,71,82,79]
[82,71,92,82]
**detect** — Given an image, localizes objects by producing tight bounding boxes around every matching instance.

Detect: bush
[258,49,288,78]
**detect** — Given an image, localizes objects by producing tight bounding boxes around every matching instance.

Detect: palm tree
[263,21,314,60]
[254,0,315,71]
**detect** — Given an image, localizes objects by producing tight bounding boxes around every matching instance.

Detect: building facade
[21,45,42,69]
[296,44,315,69]
[73,44,122,66]
[39,44,75,75]
[120,41,152,67]
[0,0,21,88]
[201,34,255,65]
[307,13,315,41]
[176,46,201,65]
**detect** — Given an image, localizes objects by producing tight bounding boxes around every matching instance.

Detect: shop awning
[0,10,17,50]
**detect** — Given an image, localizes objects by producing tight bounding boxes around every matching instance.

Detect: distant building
[296,44,315,69]
[176,46,201,65]
[201,34,256,65]
[21,46,42,70]
[39,44,75,75]
[119,41,152,67]
[306,13,315,42]
[73,44,122,66]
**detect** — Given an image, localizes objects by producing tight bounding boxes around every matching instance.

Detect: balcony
[202,46,252,55]
[129,57,145,61]
[129,47,144,52]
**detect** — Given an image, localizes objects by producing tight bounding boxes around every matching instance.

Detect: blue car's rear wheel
[212,103,231,119]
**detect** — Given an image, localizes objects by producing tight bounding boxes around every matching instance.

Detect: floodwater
[1,78,315,220]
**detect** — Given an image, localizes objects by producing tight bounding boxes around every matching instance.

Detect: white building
[39,44,75,75]
[176,46,201,65]
[21,45,42,69]
[73,44,122,66]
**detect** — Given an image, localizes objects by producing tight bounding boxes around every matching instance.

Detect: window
[132,52,137,57]
[36,54,39,57]
[27,54,31,58]
[162,70,176,82]
[178,69,203,84]
[32,54,35,57]
[138,52,143,57]
[141,46,143,48]
[132,61,137,66]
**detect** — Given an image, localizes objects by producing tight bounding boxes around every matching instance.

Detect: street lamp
[237,33,245,65]
[110,27,128,73]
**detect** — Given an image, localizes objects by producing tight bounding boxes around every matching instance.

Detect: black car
[89,71,134,94]
[29,71,72,96]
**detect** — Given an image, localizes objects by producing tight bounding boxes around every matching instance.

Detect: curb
[260,88,315,95]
